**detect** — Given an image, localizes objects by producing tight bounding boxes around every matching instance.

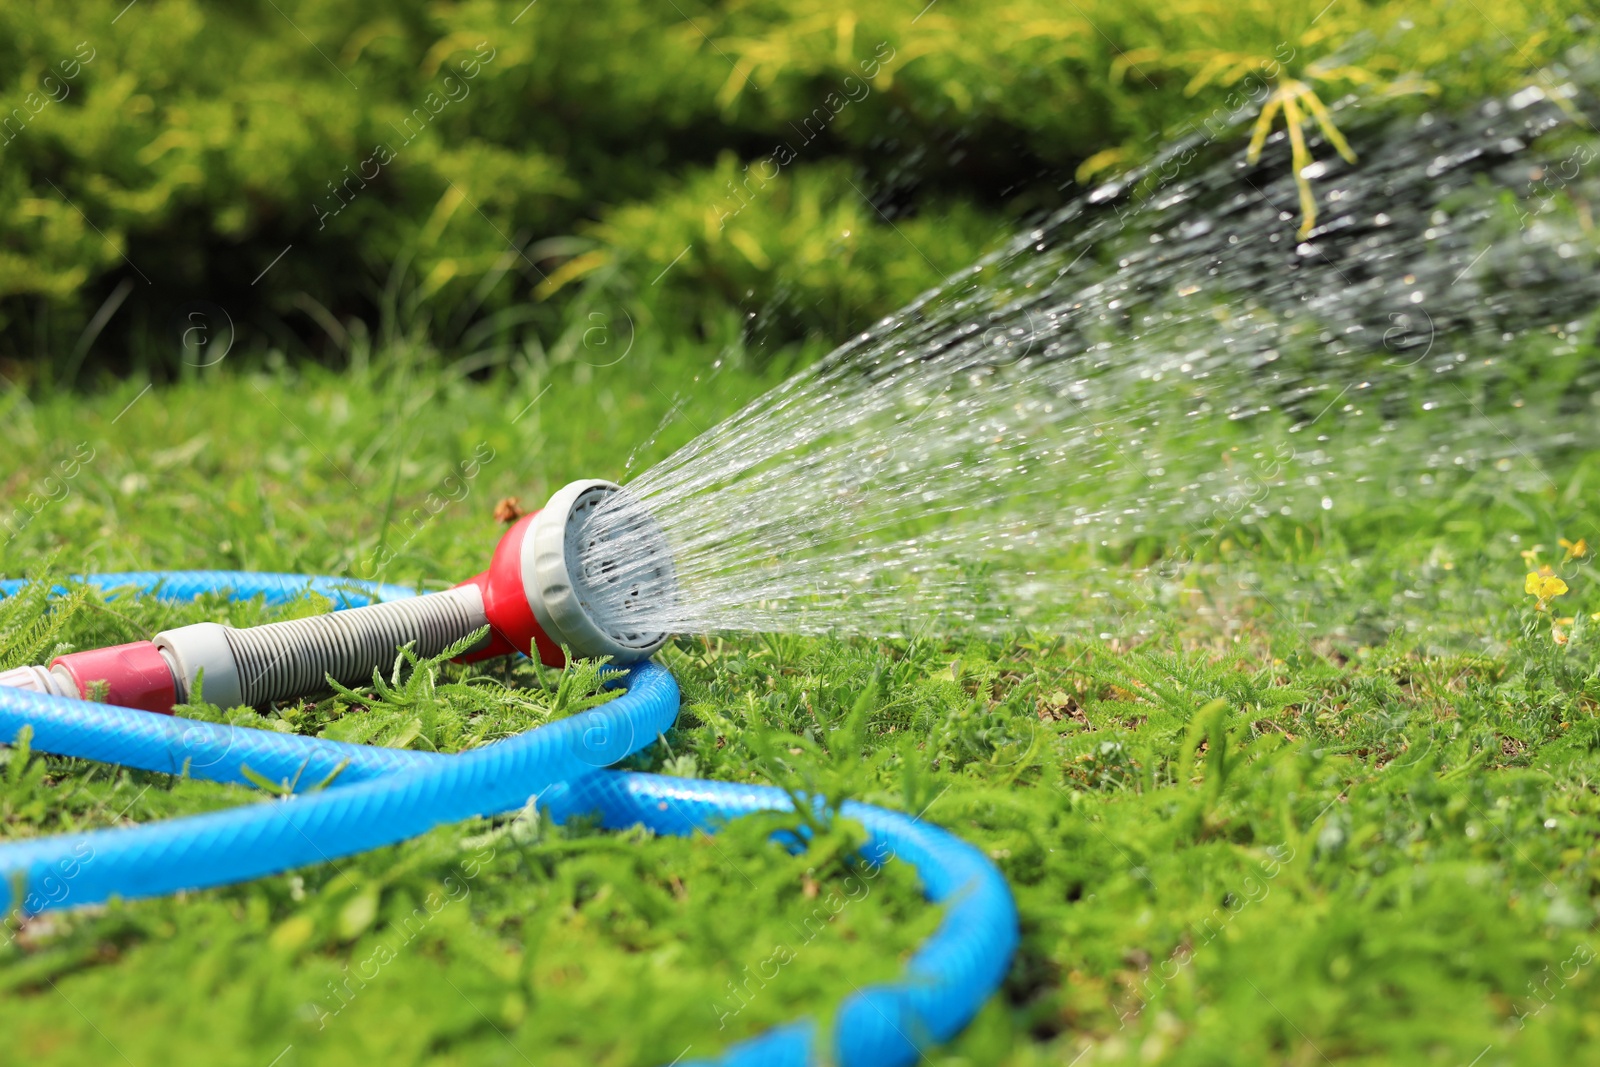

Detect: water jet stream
[579,69,1600,648]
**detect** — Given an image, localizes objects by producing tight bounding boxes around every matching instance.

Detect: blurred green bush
[0,0,1587,379]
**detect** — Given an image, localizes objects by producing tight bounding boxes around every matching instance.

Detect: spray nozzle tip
[524,479,676,663]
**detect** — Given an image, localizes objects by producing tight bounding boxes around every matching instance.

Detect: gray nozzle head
[523,479,676,663]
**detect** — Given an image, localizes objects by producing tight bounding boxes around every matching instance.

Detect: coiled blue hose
[0,572,1018,1067]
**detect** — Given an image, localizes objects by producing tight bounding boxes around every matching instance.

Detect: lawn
[2,342,1598,1066]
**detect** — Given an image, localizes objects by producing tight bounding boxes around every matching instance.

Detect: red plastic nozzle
[50,641,178,715]
[454,510,566,668]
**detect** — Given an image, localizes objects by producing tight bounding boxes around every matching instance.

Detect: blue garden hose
[0,571,424,608]
[0,572,1018,1067]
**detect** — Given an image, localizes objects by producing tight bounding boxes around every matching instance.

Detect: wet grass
[2,351,1600,1065]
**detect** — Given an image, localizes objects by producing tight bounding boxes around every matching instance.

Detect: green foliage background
[0,0,1591,378]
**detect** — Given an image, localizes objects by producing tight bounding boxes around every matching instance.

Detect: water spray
[0,479,675,714]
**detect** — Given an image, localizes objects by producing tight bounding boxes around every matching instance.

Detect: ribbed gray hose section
[222,586,487,706]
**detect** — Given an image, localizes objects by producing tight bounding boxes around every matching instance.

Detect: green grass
[4,346,1600,1067]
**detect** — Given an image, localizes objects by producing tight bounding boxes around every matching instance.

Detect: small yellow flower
[1554,625,1570,646]
[1519,546,1544,563]
[1526,569,1569,610]
[1561,537,1588,562]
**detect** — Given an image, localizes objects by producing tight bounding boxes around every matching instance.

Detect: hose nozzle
[0,479,677,714]
[455,479,676,667]
[524,479,675,664]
